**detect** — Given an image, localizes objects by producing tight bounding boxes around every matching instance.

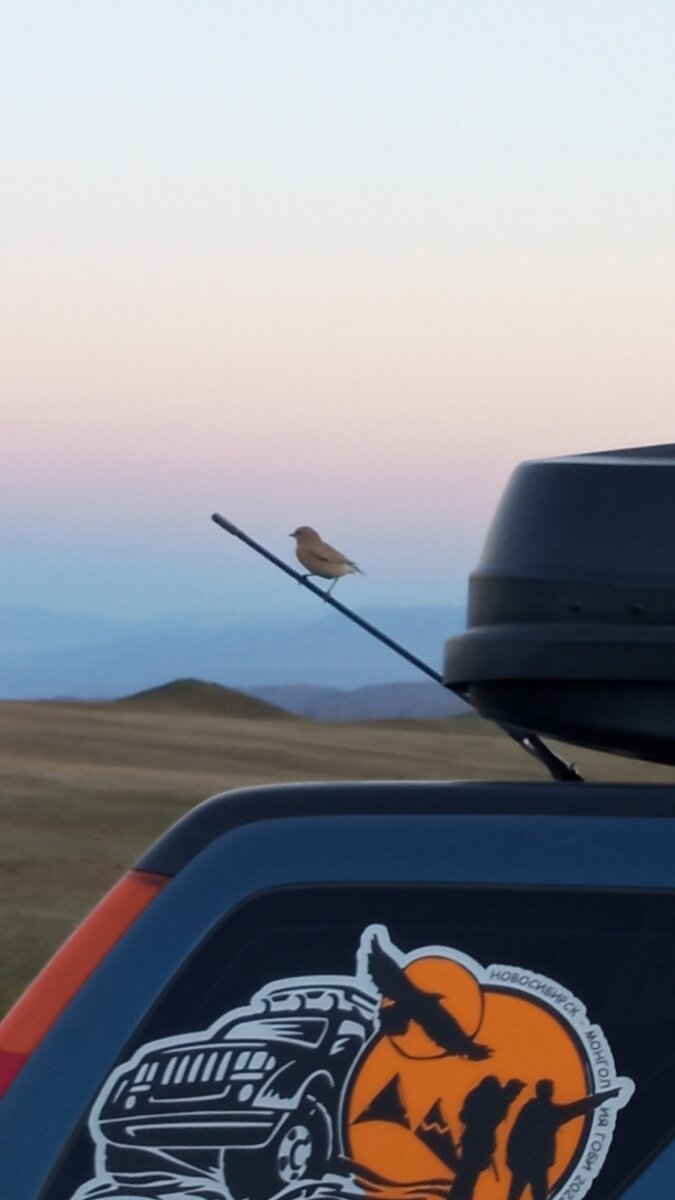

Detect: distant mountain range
[111,678,469,722]
[250,682,469,721]
[0,605,467,705]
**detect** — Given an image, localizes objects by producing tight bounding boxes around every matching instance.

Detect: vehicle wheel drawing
[222,1097,331,1200]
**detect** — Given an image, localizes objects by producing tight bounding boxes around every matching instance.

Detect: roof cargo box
[444,444,675,763]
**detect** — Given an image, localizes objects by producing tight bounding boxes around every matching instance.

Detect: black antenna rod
[211,513,582,783]
[211,514,439,683]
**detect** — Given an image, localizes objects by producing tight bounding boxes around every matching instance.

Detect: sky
[3,2,675,618]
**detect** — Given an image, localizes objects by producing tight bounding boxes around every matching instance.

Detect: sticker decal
[73,926,633,1200]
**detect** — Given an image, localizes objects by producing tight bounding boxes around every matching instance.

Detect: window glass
[43,885,674,1200]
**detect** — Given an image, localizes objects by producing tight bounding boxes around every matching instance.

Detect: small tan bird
[290,526,362,594]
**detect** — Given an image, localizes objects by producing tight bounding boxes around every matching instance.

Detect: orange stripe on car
[0,870,167,1097]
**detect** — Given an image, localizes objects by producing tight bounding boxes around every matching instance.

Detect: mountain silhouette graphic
[416,1098,459,1171]
[353,1073,410,1128]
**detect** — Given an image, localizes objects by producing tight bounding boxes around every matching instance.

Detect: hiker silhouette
[506,1079,621,1200]
[448,1076,525,1200]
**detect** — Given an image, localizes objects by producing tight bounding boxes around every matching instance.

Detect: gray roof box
[444,444,675,764]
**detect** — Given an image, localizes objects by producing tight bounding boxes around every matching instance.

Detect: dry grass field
[1,692,673,1018]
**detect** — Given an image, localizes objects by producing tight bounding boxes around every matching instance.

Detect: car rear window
[42,883,673,1200]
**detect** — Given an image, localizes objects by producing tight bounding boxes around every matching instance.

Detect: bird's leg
[326,578,339,595]
[299,573,314,585]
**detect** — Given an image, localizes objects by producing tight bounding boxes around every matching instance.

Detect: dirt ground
[1,700,673,1017]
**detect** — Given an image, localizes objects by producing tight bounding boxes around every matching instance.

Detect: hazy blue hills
[0,607,134,650]
[250,681,469,721]
[0,604,466,702]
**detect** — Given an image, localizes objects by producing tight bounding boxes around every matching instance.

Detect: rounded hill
[117,678,294,719]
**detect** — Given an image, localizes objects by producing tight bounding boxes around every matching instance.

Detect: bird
[367,937,492,1061]
[290,526,362,595]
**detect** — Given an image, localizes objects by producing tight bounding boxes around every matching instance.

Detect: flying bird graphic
[367,937,492,1061]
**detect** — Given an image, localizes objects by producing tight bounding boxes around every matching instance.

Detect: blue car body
[0,780,672,1200]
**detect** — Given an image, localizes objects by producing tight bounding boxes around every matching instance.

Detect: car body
[0,780,673,1200]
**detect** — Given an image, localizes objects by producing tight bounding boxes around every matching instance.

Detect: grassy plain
[1,697,673,1017]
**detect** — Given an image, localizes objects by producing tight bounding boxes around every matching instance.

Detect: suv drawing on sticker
[89,978,377,1200]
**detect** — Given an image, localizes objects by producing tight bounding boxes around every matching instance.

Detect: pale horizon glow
[3,2,674,617]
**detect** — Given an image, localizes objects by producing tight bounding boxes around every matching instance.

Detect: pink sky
[3,2,674,615]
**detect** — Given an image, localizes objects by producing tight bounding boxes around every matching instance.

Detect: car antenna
[211,513,582,783]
